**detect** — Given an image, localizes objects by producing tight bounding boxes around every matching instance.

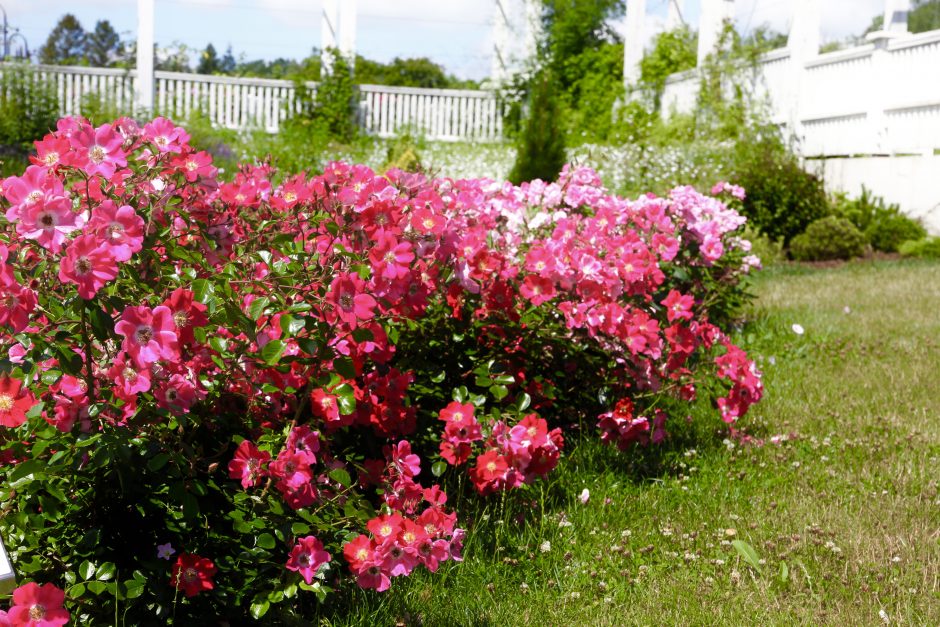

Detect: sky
[9,1,888,80]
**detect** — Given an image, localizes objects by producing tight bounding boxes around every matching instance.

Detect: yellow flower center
[88,145,107,164]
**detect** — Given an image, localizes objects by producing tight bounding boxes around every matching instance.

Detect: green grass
[315,259,940,626]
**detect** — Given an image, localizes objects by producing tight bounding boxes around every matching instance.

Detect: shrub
[383,134,423,173]
[0,64,60,176]
[312,50,357,143]
[865,213,928,253]
[831,188,927,252]
[509,71,567,184]
[0,116,761,622]
[180,109,242,176]
[733,137,830,246]
[899,236,940,259]
[79,91,121,127]
[790,216,868,261]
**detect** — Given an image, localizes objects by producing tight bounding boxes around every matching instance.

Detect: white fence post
[665,0,685,31]
[883,0,911,33]
[321,0,338,74]
[787,0,820,144]
[623,0,647,88]
[135,0,155,115]
[697,0,735,66]
[492,0,511,83]
[339,0,357,68]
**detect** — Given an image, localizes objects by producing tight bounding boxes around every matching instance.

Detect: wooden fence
[660,29,940,157]
[5,63,505,142]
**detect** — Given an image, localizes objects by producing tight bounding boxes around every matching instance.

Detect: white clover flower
[791,323,805,335]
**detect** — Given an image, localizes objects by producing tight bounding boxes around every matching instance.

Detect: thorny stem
[259,376,317,499]
[79,301,96,405]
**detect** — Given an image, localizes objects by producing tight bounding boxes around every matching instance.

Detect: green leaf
[779,561,789,583]
[490,385,509,401]
[248,297,270,321]
[9,459,45,483]
[328,468,352,488]
[96,562,117,581]
[291,522,311,535]
[86,580,108,595]
[250,599,270,619]
[257,533,276,550]
[333,383,356,416]
[147,453,170,472]
[260,340,286,366]
[191,278,213,303]
[333,357,356,379]
[79,560,96,581]
[87,305,114,342]
[208,336,228,353]
[431,461,447,477]
[280,314,305,336]
[732,539,762,571]
[68,583,86,599]
[297,338,319,357]
[515,392,532,412]
[122,578,145,599]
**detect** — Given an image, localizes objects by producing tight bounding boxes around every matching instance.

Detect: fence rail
[660,29,940,157]
[3,63,505,142]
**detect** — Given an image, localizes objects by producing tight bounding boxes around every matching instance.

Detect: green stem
[80,301,96,405]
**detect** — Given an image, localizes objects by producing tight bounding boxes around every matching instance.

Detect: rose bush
[0,116,761,623]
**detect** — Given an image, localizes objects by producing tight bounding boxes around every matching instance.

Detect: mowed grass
[322,259,940,626]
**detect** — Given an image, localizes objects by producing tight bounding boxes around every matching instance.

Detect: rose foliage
[0,116,761,622]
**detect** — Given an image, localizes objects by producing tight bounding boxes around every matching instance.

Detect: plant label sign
[0,537,14,594]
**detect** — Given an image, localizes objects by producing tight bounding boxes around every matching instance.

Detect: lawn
[322,259,940,626]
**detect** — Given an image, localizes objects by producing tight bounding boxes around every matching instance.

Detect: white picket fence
[660,29,940,157]
[7,63,504,142]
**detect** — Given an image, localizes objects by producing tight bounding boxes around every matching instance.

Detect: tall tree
[39,14,86,65]
[864,0,940,34]
[542,0,624,92]
[219,46,237,74]
[85,20,123,67]
[197,43,221,74]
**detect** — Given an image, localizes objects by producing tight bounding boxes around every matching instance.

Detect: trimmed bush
[790,216,868,261]
[733,137,829,246]
[899,236,940,259]
[865,213,928,253]
[831,187,927,252]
